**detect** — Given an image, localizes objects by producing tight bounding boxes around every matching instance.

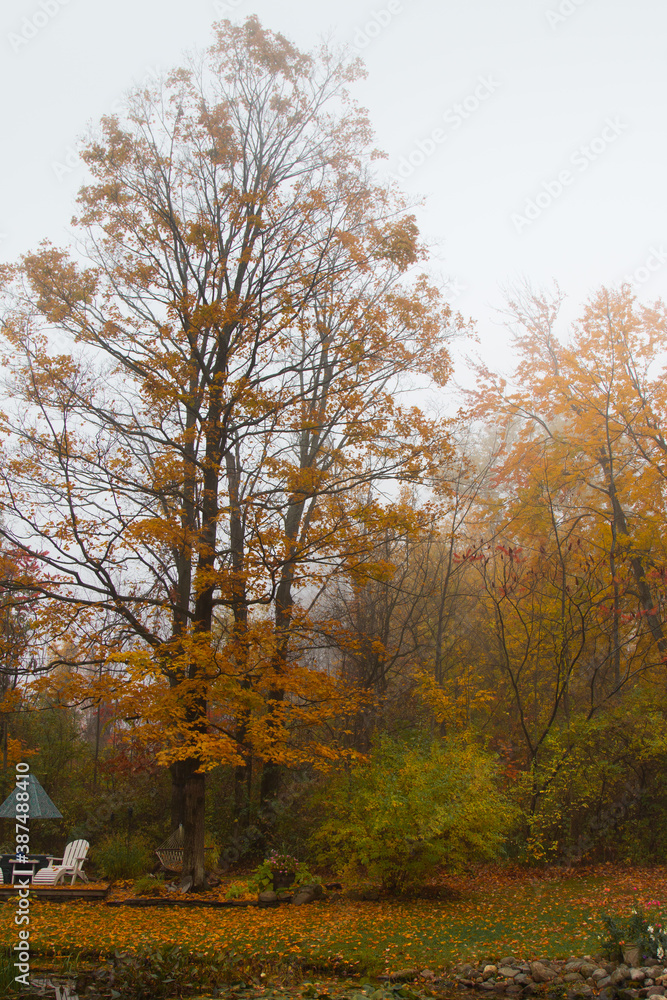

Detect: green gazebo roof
[0,773,62,819]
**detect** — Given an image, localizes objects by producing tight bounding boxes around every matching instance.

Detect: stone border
[412,955,667,1000]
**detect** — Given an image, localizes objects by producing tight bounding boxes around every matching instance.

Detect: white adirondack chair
[31,840,89,886]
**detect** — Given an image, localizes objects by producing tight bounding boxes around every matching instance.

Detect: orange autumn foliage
[0,17,458,886]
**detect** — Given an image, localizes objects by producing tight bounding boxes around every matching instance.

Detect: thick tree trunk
[260,758,283,805]
[260,494,304,807]
[227,447,253,834]
[233,753,252,831]
[169,760,187,830]
[181,766,206,889]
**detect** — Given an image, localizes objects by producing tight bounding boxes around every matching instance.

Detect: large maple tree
[0,18,456,885]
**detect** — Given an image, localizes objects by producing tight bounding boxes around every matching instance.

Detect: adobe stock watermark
[212,0,245,16]
[622,246,667,295]
[8,0,74,54]
[219,776,317,869]
[51,139,87,183]
[388,75,500,182]
[352,1,403,51]
[560,780,644,865]
[545,0,588,29]
[51,66,161,181]
[13,763,31,991]
[511,115,627,234]
[79,783,158,839]
[445,275,468,304]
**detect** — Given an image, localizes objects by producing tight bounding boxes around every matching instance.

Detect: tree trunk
[259,486,308,807]
[602,449,667,654]
[260,759,283,805]
[181,767,206,889]
[169,760,187,830]
[233,754,252,832]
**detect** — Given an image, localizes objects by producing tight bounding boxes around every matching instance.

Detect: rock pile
[258,883,324,906]
[429,956,667,1000]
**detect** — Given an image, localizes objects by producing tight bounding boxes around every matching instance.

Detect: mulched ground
[95,859,666,905]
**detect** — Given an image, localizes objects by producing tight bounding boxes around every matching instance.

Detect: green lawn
[0,865,663,977]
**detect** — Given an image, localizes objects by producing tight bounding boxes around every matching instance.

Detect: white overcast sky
[1,0,666,380]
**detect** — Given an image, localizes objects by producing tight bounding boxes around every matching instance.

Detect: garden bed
[106,895,260,907]
[0,882,109,902]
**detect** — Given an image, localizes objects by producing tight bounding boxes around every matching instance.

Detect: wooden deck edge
[106,897,262,907]
[0,885,109,901]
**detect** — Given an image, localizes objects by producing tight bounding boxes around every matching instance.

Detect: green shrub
[133,873,165,896]
[92,832,153,880]
[310,732,516,891]
[612,799,667,865]
[519,689,667,865]
[224,881,245,899]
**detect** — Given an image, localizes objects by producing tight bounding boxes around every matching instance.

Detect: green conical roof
[0,773,62,819]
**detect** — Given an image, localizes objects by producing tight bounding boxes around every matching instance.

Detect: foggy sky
[2,0,665,376]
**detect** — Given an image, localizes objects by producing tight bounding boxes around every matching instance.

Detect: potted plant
[601,906,667,967]
[266,851,299,891]
[622,944,641,968]
[247,852,322,898]
[247,851,300,894]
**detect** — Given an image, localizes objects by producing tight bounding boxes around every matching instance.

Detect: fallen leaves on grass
[0,864,664,975]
